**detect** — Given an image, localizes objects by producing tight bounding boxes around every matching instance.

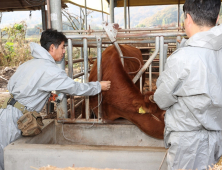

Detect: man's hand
[100,81,111,91]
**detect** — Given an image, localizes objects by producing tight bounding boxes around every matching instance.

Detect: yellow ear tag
[139,106,146,114]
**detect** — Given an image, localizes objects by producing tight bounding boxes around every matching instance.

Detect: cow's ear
[133,99,147,114]
[132,99,142,110]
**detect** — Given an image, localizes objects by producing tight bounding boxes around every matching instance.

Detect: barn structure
[0,0,208,169]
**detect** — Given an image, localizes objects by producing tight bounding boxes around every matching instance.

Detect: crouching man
[154,0,222,169]
[0,29,111,170]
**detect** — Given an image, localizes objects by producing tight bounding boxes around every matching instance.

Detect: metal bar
[50,0,67,119]
[128,0,130,29]
[83,38,90,120]
[140,76,142,93]
[80,7,84,83]
[65,32,186,39]
[74,99,84,108]
[149,64,152,91]
[163,44,168,70]
[73,72,84,79]
[96,36,103,121]
[84,0,87,30]
[176,35,181,49]
[113,41,124,66]
[68,57,97,64]
[46,0,51,29]
[62,27,184,33]
[41,5,46,30]
[68,39,73,78]
[124,0,127,29]
[71,39,177,45]
[57,118,133,124]
[101,0,104,21]
[178,2,180,29]
[68,39,75,119]
[72,70,91,79]
[133,36,160,83]
[110,0,114,23]
[159,36,164,74]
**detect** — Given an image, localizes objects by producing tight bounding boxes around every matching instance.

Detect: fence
[57,27,186,124]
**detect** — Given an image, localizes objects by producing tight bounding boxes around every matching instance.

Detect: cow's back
[89,44,144,88]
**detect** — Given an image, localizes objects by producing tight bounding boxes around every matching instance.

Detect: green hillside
[138,4,222,27]
[138,6,183,27]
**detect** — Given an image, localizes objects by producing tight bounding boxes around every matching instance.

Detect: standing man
[0,29,111,170]
[154,0,222,169]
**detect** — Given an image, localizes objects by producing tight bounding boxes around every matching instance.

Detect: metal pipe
[68,39,73,78]
[176,35,181,49]
[140,76,142,93]
[96,36,102,121]
[57,118,132,124]
[128,0,130,29]
[63,27,184,33]
[84,0,87,30]
[41,5,46,30]
[68,39,75,119]
[73,70,91,79]
[101,0,104,21]
[149,64,152,91]
[50,0,62,31]
[71,39,177,45]
[50,0,67,119]
[159,36,164,74]
[113,41,124,66]
[83,38,90,120]
[178,3,180,29]
[124,0,127,29]
[46,0,51,29]
[163,44,168,70]
[133,36,160,83]
[65,32,186,39]
[80,7,84,83]
[110,0,114,23]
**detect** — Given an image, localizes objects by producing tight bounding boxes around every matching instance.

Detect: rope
[158,149,168,170]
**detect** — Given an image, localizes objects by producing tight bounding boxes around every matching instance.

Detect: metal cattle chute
[58,24,186,124]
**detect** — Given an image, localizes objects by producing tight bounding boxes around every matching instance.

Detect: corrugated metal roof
[0,0,67,12]
[1,0,221,12]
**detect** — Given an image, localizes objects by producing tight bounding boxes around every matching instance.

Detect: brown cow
[85,44,165,139]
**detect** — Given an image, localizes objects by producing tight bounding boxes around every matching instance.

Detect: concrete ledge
[5,143,167,170]
[4,119,167,170]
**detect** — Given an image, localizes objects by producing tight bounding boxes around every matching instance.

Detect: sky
[0,3,109,29]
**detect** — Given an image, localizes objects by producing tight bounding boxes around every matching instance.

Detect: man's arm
[154,49,187,110]
[39,68,110,96]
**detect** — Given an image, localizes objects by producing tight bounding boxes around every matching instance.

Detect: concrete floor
[4,119,167,170]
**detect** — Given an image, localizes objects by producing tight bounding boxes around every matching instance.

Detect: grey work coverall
[154,24,222,170]
[0,42,101,170]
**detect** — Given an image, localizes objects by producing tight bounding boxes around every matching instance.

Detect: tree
[0,21,32,66]
[62,8,94,30]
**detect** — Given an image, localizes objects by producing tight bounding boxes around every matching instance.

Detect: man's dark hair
[40,29,68,51]
[183,0,221,27]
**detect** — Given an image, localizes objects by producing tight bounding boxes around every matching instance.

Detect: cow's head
[133,91,165,123]
[132,91,165,139]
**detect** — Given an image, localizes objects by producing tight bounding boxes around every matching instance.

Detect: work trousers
[165,130,222,170]
[0,106,22,170]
